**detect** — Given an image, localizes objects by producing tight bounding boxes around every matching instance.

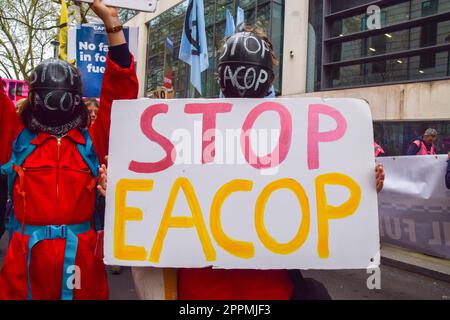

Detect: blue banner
[76,24,129,98]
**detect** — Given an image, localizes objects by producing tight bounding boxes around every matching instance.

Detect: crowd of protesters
[0,0,447,301]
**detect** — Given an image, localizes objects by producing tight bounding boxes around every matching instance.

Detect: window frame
[321,0,450,90]
[145,0,285,97]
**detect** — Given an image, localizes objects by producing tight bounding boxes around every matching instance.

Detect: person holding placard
[168,26,281,300]
[175,25,386,300]
[95,24,385,301]
[0,0,138,300]
[172,25,311,300]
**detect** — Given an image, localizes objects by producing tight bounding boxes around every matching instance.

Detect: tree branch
[0,0,60,79]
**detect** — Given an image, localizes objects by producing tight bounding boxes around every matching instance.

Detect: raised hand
[90,0,126,46]
[90,0,120,29]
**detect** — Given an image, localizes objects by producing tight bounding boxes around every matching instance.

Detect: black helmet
[218,32,274,98]
[24,59,88,135]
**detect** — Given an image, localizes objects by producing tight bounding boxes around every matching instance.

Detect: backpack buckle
[46,225,67,239]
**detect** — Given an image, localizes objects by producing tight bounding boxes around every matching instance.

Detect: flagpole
[163,38,167,89]
[190,83,196,98]
[179,0,209,99]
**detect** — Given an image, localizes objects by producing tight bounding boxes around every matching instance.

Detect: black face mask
[29,88,82,126]
[25,59,88,136]
[218,32,275,98]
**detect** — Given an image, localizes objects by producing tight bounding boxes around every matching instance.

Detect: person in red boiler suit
[0,0,138,300]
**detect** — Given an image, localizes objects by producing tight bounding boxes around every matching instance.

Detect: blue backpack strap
[77,129,103,231]
[22,222,91,300]
[1,129,37,240]
[1,128,103,235]
[1,128,38,198]
[77,129,99,177]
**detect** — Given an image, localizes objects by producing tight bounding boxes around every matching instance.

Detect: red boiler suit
[0,55,138,300]
[178,268,294,300]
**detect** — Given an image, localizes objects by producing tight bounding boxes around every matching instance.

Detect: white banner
[378,156,450,260]
[104,98,380,269]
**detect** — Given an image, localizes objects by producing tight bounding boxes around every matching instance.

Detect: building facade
[126,0,450,155]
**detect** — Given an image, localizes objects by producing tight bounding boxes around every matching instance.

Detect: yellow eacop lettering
[114,179,153,261]
[315,173,362,259]
[255,179,311,255]
[113,175,363,264]
[149,177,216,263]
[210,179,255,259]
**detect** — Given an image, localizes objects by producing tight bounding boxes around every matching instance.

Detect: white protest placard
[104,98,380,270]
[79,0,158,12]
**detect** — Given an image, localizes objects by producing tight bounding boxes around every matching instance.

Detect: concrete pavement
[302,266,450,300]
[381,244,450,283]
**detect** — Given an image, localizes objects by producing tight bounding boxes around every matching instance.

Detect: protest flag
[225,9,235,37]
[224,7,245,37]
[58,0,69,61]
[236,6,245,30]
[179,0,209,96]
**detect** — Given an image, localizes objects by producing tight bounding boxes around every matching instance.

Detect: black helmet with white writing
[24,59,88,136]
[218,31,275,98]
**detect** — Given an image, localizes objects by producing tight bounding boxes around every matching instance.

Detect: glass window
[374,121,450,156]
[331,14,366,37]
[330,51,450,88]
[146,0,285,98]
[118,9,138,23]
[330,0,450,38]
[310,0,450,90]
[330,21,450,63]
[271,1,284,94]
[307,0,323,92]
[330,0,373,14]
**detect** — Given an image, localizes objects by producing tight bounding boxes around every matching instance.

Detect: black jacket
[407,138,433,156]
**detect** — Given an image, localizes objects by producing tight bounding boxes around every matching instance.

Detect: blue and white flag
[236,6,245,30]
[166,37,174,53]
[224,7,245,37]
[179,0,209,95]
[225,9,235,37]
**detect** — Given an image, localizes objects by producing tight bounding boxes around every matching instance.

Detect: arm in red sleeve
[89,53,139,165]
[0,82,24,165]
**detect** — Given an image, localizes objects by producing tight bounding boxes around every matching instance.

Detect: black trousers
[289,270,332,300]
